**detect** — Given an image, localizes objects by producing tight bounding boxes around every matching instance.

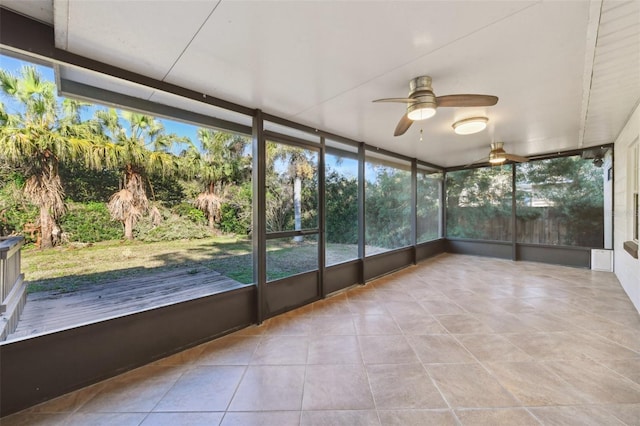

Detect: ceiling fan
[466,142,529,167]
[373,76,498,136]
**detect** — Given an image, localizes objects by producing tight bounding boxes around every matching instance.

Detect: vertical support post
[411,159,418,264]
[319,137,326,297]
[252,110,266,323]
[511,163,518,261]
[441,171,447,239]
[357,143,366,283]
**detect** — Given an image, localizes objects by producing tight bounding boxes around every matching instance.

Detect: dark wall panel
[0,286,256,417]
[325,260,360,295]
[263,271,318,317]
[364,248,414,282]
[517,244,591,268]
[416,239,446,262]
[446,239,512,259]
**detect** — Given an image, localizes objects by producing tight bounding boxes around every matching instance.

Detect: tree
[0,66,98,248]
[182,128,250,232]
[96,109,181,240]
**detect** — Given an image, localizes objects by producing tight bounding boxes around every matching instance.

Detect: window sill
[623,241,638,259]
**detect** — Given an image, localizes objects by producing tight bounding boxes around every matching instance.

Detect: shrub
[60,202,122,243]
[134,206,210,242]
[172,202,207,224]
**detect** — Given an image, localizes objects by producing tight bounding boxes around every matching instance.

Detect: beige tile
[66,412,148,425]
[250,335,309,365]
[301,410,379,426]
[353,314,402,335]
[426,363,519,409]
[222,411,300,426]
[597,358,640,385]
[142,412,225,425]
[307,335,362,364]
[382,300,428,317]
[419,298,466,315]
[263,314,313,335]
[302,365,374,410]
[152,345,205,367]
[435,314,495,334]
[377,409,457,426]
[391,313,448,335]
[153,366,244,412]
[592,328,640,352]
[455,408,541,425]
[0,412,69,426]
[359,335,420,364]
[29,382,106,413]
[347,299,389,315]
[367,363,447,409]
[528,405,626,425]
[603,403,640,425]
[310,314,356,335]
[229,365,305,411]
[407,335,475,364]
[79,366,184,412]
[195,335,261,365]
[544,359,640,404]
[458,334,532,362]
[485,362,587,406]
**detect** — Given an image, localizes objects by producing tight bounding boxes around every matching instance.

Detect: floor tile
[407,334,475,364]
[195,335,261,366]
[307,335,362,364]
[141,412,224,425]
[367,363,447,409]
[221,411,300,426]
[455,408,541,425]
[391,313,448,335]
[66,412,148,426]
[603,403,640,425]
[484,361,587,406]
[301,410,379,426]
[426,363,520,409]
[0,412,69,426]
[28,383,106,413]
[435,314,495,334]
[302,365,374,410]
[229,366,305,411]
[597,358,640,385]
[377,409,457,426]
[419,298,466,315]
[353,315,402,335]
[544,359,640,404]
[457,334,532,362]
[310,314,356,335]
[153,366,244,412]
[528,405,626,425]
[79,366,184,412]
[359,335,419,364]
[250,335,309,365]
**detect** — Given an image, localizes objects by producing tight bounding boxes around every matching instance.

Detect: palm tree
[0,66,98,248]
[184,128,249,232]
[96,109,181,240]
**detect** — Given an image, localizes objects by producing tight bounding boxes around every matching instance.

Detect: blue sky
[0,54,200,153]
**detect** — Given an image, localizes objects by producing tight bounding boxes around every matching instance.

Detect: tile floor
[4,253,640,425]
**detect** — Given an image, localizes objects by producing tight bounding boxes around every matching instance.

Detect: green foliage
[59,202,122,243]
[325,171,358,244]
[172,202,207,224]
[59,164,120,202]
[134,206,210,242]
[0,173,38,239]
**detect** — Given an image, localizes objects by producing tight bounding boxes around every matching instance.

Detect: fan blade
[394,114,413,136]
[373,97,415,103]
[436,94,498,107]
[505,153,529,163]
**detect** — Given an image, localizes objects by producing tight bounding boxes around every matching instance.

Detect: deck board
[8,267,250,340]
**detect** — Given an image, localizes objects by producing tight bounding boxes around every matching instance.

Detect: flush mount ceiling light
[452,116,488,135]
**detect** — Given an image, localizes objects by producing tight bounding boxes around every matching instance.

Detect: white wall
[613,102,640,312]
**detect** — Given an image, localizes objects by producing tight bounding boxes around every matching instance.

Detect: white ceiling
[5,0,640,167]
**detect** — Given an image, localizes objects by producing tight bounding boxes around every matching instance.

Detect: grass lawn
[21,236,365,294]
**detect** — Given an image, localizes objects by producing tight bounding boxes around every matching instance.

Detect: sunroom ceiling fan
[466,142,529,167]
[373,76,498,136]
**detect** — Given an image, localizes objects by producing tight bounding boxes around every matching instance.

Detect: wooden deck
[7,267,249,340]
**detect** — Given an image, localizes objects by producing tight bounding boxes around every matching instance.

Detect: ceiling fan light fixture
[407,100,437,121]
[489,151,507,164]
[452,116,488,135]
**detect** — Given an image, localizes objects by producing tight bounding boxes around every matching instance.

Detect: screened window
[446,165,512,241]
[417,168,442,243]
[325,147,359,265]
[516,155,604,247]
[365,153,412,253]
